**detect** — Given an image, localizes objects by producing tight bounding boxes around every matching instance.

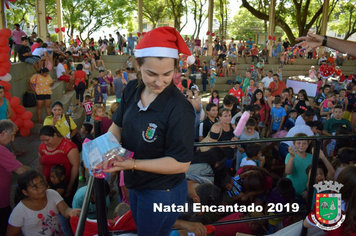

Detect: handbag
[24,75,38,107]
[199,123,223,152]
[23,90,37,107]
[65,114,83,152]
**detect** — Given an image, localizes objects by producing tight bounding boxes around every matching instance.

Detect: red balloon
[14,118,23,128]
[10,112,17,121]
[15,105,25,114]
[10,96,20,108]
[0,67,6,76]
[0,61,11,70]
[0,29,12,38]
[20,127,30,137]
[0,46,10,54]
[0,37,8,46]
[21,111,33,120]
[0,81,11,90]
[0,53,10,63]
[23,120,34,129]
[4,91,11,99]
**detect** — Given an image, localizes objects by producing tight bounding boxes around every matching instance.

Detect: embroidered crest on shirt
[142,123,157,143]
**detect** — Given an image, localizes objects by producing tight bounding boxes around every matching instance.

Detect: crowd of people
[1,24,356,236]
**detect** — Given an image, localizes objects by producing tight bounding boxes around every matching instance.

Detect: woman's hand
[230,136,238,149]
[104,158,135,173]
[296,33,323,53]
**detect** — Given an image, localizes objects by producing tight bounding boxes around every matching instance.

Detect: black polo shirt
[113,80,195,190]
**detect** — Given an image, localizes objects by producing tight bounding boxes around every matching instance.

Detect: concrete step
[343,60,356,66]
[49,80,67,101]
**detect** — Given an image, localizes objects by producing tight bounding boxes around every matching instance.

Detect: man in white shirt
[56,57,73,90]
[262,70,274,88]
[279,121,323,161]
[295,108,318,126]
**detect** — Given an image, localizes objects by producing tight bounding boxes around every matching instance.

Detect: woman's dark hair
[337,166,356,234]
[14,170,47,204]
[76,64,83,70]
[65,59,72,71]
[40,67,49,74]
[135,57,178,86]
[41,43,47,48]
[51,164,66,179]
[211,90,220,101]
[250,89,265,106]
[39,125,63,138]
[288,87,294,96]
[298,89,309,101]
[51,101,64,109]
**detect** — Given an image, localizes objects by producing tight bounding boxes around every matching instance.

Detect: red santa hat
[135,26,195,65]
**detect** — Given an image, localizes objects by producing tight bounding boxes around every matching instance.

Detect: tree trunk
[241,0,324,44]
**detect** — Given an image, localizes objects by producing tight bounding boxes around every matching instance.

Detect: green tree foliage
[141,0,169,28]
[329,0,356,40]
[241,0,337,44]
[214,0,229,37]
[6,0,136,41]
[189,0,208,38]
[6,0,37,31]
[166,0,188,32]
[228,8,265,41]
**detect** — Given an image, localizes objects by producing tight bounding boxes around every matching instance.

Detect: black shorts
[36,94,51,100]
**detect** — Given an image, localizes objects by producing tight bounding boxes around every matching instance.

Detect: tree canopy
[5,0,356,43]
[240,0,336,44]
[329,0,356,40]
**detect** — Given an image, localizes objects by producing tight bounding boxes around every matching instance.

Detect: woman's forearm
[68,164,79,190]
[108,156,191,175]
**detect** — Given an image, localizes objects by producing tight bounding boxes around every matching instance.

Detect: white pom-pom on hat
[135,26,193,61]
[187,55,195,65]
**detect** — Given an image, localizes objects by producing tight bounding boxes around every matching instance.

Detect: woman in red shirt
[73,64,88,106]
[251,89,270,137]
[38,125,80,204]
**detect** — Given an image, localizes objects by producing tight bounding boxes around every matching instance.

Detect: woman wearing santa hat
[105,27,197,235]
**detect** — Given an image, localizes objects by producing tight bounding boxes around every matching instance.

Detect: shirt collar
[134,82,174,112]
